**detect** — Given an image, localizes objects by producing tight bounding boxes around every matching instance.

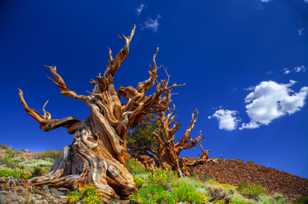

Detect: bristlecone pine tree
[153,110,209,176]
[17,25,182,201]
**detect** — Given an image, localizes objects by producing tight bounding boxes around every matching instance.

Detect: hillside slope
[193,159,308,200]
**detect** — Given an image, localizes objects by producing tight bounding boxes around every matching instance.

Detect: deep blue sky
[1,0,308,178]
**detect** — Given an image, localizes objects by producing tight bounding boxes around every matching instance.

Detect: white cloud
[209,109,239,131]
[305,0,308,4]
[136,3,145,16]
[240,80,308,129]
[283,65,306,75]
[260,0,272,3]
[298,28,304,36]
[142,15,161,32]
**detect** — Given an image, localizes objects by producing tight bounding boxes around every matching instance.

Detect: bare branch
[46,65,89,101]
[103,25,136,79]
[18,89,80,132]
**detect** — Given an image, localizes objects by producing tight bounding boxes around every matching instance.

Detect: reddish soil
[193,159,308,201]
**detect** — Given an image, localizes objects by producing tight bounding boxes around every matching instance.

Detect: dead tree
[17,25,180,201]
[153,110,208,176]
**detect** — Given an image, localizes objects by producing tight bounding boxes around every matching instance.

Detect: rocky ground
[0,178,67,204]
[193,159,308,201]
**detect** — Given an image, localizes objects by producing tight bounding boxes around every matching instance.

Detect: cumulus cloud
[209,109,239,131]
[240,80,308,129]
[142,15,161,32]
[283,65,306,75]
[136,3,145,16]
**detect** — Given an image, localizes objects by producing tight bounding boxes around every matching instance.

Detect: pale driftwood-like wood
[153,110,208,176]
[18,25,177,201]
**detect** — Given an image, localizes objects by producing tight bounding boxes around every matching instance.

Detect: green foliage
[0,156,19,168]
[171,177,208,203]
[31,166,50,177]
[131,168,209,204]
[206,178,237,191]
[66,185,102,204]
[148,168,178,188]
[66,190,82,204]
[256,194,289,204]
[134,174,148,188]
[237,182,267,199]
[128,114,160,156]
[293,196,308,204]
[130,184,175,204]
[35,150,63,160]
[126,159,146,175]
[81,186,102,204]
[230,195,253,204]
[0,167,31,179]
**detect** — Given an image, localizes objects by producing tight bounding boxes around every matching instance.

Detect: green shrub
[148,168,177,188]
[0,167,31,179]
[126,159,146,175]
[66,190,82,204]
[35,150,63,160]
[134,174,149,188]
[237,182,267,199]
[230,194,253,204]
[31,166,50,177]
[130,184,175,204]
[0,156,19,168]
[272,193,289,204]
[81,185,102,204]
[171,177,208,204]
[293,196,308,204]
[67,186,102,204]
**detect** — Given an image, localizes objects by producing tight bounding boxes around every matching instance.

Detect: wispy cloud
[298,28,304,36]
[209,109,239,131]
[305,0,308,4]
[142,15,161,32]
[240,80,308,129]
[136,3,145,16]
[260,0,272,3]
[283,65,306,75]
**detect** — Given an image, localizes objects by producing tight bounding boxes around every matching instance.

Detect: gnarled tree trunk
[18,26,180,201]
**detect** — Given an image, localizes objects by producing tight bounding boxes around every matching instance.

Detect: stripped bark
[18,25,177,201]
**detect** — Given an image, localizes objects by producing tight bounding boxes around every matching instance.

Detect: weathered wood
[153,110,208,176]
[18,25,176,201]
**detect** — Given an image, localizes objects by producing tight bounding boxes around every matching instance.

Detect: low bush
[66,190,82,204]
[126,159,146,175]
[81,186,102,204]
[237,182,267,199]
[256,194,289,204]
[35,150,63,160]
[230,194,253,204]
[171,177,208,203]
[130,184,174,204]
[66,185,102,204]
[147,168,177,188]
[0,167,31,179]
[0,156,19,168]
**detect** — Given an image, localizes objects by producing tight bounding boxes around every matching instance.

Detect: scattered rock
[193,158,308,201]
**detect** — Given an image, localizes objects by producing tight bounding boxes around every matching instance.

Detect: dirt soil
[193,159,308,201]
